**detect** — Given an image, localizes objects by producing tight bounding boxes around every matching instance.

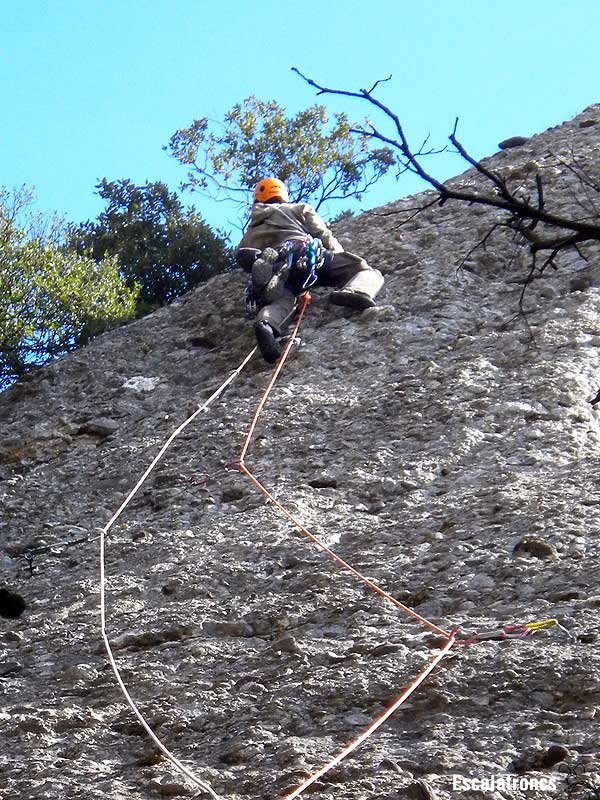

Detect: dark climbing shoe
[254,321,282,364]
[252,252,276,288]
[252,249,289,304]
[329,289,376,311]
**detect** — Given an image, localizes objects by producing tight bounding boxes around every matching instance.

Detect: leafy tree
[167,96,395,210]
[69,179,234,314]
[0,186,138,392]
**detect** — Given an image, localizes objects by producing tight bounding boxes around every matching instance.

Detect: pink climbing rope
[236,293,455,797]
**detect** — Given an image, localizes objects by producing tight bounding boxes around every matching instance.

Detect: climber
[237,177,384,363]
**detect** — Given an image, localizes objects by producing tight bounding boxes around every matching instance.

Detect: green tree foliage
[0,186,137,392]
[69,179,234,314]
[167,96,395,210]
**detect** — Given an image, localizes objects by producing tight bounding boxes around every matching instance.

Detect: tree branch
[293,68,600,327]
[294,69,600,235]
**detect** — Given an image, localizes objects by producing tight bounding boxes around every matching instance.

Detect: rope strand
[236,296,454,796]
[98,301,555,800]
[238,294,449,638]
[282,632,456,799]
[100,346,257,799]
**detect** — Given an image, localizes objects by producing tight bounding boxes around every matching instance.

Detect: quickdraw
[456,618,563,646]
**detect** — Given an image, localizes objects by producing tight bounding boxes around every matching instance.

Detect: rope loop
[100,345,257,800]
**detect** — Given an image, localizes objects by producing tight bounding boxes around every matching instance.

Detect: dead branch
[293,68,600,275]
[456,222,505,275]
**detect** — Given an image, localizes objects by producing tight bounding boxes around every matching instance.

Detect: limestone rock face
[2,105,600,800]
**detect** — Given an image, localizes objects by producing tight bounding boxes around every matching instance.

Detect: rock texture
[2,105,600,800]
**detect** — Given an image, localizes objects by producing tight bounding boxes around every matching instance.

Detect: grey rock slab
[3,103,600,800]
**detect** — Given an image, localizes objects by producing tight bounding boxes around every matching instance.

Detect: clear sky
[2,0,599,239]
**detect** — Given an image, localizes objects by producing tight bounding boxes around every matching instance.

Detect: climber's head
[253,178,289,204]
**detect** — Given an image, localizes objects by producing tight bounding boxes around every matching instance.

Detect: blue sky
[2,1,599,240]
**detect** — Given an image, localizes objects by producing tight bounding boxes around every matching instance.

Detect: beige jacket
[238,202,344,253]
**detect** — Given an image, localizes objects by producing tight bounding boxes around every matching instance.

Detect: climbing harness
[278,236,324,290]
[245,237,325,314]
[99,294,566,800]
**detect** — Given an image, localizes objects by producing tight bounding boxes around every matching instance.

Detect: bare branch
[456,222,506,275]
[293,68,600,321]
[535,173,544,212]
[449,129,514,202]
[365,75,393,95]
[518,251,543,312]
[296,70,600,241]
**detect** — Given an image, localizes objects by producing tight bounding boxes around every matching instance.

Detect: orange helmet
[253,177,289,204]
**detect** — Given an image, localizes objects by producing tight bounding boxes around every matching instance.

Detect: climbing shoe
[254,321,282,364]
[251,250,277,288]
[329,289,376,311]
[251,248,289,304]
